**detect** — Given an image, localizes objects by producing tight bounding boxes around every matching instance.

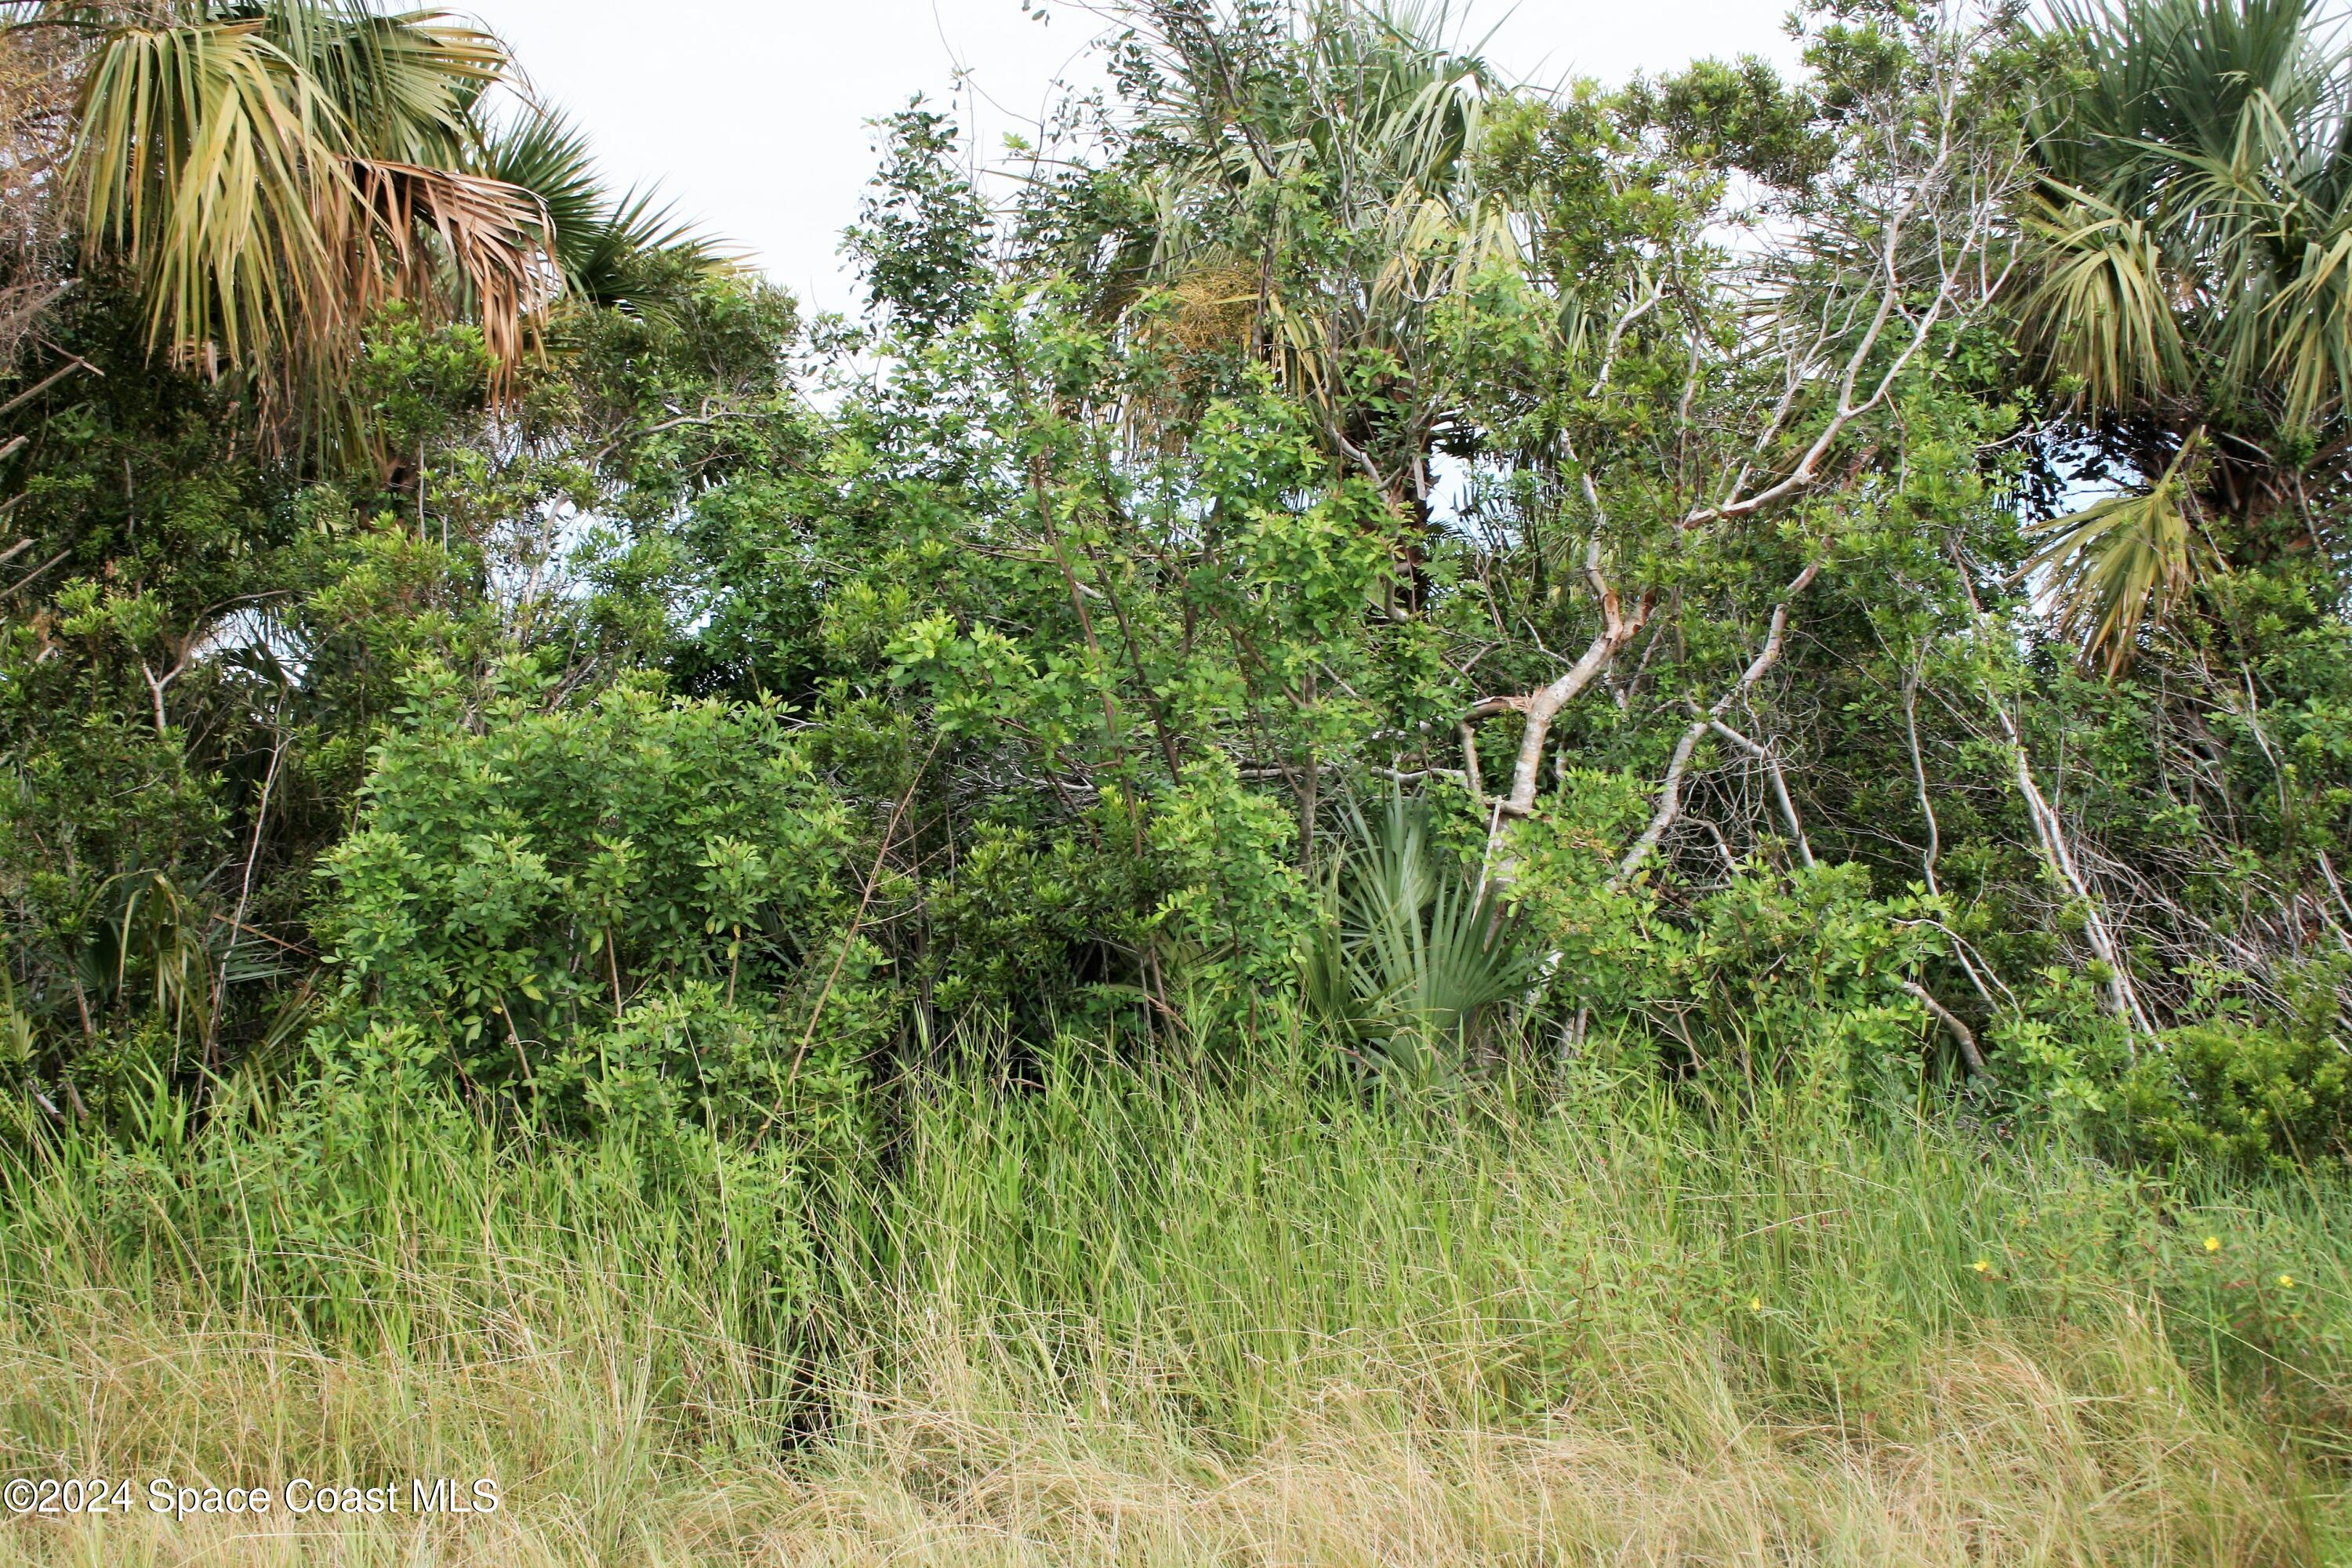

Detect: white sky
[466,0,1803,316]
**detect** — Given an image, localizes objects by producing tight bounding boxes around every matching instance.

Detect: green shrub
[313,662,871,1142]
[2119,1022,2352,1174]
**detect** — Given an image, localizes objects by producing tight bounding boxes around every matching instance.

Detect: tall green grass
[2,1047,2347,1563]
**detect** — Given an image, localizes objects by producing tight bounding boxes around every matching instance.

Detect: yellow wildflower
[1748,1297,1763,1313]
[1972,1259,1991,1274]
[2203,1236,2221,1253]
[2278,1274,2296,1289]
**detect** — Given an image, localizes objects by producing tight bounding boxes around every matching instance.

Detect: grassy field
[1,1051,2346,1566]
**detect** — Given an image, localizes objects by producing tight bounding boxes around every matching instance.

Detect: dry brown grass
[0,1291,2316,1566]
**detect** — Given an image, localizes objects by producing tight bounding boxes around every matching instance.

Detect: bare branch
[1901,978,1991,1081]
[1617,561,1822,885]
[1707,717,1813,867]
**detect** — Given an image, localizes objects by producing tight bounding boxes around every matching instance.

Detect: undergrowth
[0,1043,2345,1564]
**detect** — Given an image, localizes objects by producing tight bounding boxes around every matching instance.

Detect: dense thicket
[5,0,2352,1181]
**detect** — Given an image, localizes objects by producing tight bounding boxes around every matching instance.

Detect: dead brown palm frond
[1128,258,1259,442]
[1154,260,1260,359]
[340,155,556,386]
[2027,434,2216,676]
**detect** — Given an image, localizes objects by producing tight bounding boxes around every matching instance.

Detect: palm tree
[5,1,558,434]
[2018,0,2352,672]
[1091,1,1517,536]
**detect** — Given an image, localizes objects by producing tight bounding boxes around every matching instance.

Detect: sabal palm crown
[1109,0,1515,500]
[2020,0,2352,670]
[9,2,704,439]
[20,3,539,394]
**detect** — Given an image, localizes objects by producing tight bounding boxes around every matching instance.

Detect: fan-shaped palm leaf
[2033,0,2338,194]
[50,2,551,424]
[2259,215,2352,426]
[1302,789,1533,1081]
[264,3,500,165]
[480,102,718,313]
[2027,437,2216,675]
[67,15,339,368]
[478,100,602,260]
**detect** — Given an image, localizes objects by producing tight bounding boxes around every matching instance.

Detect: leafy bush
[314,662,870,1142]
[2115,960,2352,1174]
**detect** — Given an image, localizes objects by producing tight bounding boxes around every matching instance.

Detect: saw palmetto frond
[1301,789,1534,1082]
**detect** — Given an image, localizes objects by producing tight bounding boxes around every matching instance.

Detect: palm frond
[342,155,555,377]
[1302,788,1533,1081]
[67,15,342,366]
[2027,437,2216,676]
[2019,187,2185,410]
[2036,0,2343,192]
[478,100,602,262]
[263,4,504,165]
[2024,0,2352,414]
[2259,214,2352,426]
[480,100,720,312]
[2019,0,2352,636]
[61,2,552,428]
[1122,0,1516,444]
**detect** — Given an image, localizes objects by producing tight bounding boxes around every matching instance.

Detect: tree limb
[1616,561,1822,886]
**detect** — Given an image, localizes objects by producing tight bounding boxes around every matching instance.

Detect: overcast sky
[466,1,1803,315]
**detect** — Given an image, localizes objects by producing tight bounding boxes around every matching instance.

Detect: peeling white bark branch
[1615,561,1822,887]
[1684,180,1956,530]
[1955,564,2154,1043]
[1458,535,1650,822]
[1455,719,1486,807]
[1459,554,1651,899]
[1905,662,2002,1013]
[1683,52,2019,536]
[1459,165,1995,827]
